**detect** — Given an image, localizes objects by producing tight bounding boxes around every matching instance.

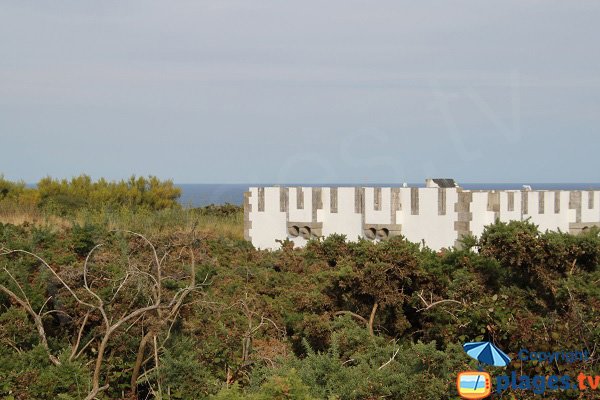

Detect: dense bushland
[0,215,598,399]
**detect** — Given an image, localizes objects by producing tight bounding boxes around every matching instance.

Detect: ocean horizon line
[176,182,600,207]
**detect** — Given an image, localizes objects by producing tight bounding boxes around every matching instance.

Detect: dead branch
[368,302,379,336]
[1,249,96,309]
[378,342,400,370]
[332,303,378,337]
[131,330,153,391]
[569,258,577,275]
[416,290,463,312]
[70,310,91,361]
[131,242,201,397]
[0,271,61,366]
[153,334,163,398]
[333,310,368,325]
[2,233,203,400]
[121,230,162,301]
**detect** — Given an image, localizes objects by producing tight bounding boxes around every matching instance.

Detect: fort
[244,179,600,250]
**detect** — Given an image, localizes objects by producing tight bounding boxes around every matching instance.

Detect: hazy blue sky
[1,1,599,184]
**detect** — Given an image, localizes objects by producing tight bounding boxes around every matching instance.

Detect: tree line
[0,174,181,215]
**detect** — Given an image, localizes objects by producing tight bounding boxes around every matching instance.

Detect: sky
[1,1,599,184]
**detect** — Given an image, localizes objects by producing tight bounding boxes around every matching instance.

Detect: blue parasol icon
[463,341,511,367]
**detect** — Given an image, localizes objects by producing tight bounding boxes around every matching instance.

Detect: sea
[177,183,600,207]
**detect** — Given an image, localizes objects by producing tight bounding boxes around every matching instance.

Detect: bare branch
[0,268,61,366]
[368,302,378,336]
[131,330,153,394]
[74,336,96,360]
[70,311,91,361]
[153,334,163,397]
[119,230,162,301]
[3,232,203,399]
[416,290,463,312]
[38,296,53,315]
[378,345,400,370]
[109,272,131,304]
[83,244,109,328]
[2,338,23,354]
[1,249,94,309]
[83,383,109,400]
[333,310,368,325]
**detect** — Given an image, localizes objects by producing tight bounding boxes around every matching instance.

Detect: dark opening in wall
[300,226,311,239]
[377,228,389,239]
[363,224,401,241]
[365,227,377,239]
[288,225,300,237]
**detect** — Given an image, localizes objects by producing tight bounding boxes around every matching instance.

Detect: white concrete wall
[582,191,600,223]
[498,190,521,223]
[288,187,312,223]
[318,187,362,241]
[398,188,459,250]
[526,191,570,232]
[246,187,600,251]
[364,187,391,225]
[469,192,496,237]
[287,187,312,247]
[248,187,286,249]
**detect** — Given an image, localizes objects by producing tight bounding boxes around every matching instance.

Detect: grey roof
[432,179,458,188]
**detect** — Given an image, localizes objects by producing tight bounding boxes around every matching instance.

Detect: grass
[77,207,244,239]
[0,200,70,229]
[0,202,244,239]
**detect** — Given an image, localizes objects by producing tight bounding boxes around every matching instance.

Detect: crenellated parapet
[244,181,600,250]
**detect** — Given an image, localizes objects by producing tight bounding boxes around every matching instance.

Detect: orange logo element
[457,371,492,399]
